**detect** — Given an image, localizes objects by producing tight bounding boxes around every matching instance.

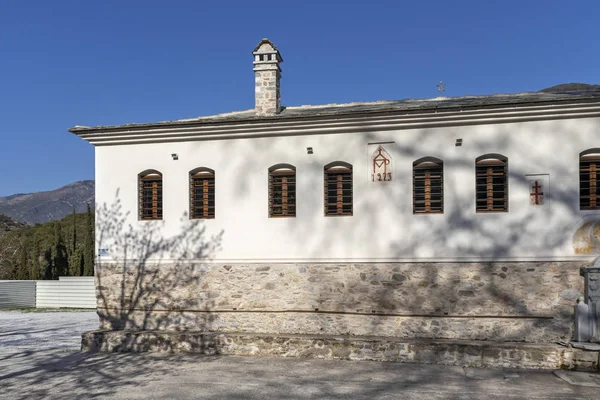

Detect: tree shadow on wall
[92,191,223,350]
[297,132,588,344]
[221,128,591,345]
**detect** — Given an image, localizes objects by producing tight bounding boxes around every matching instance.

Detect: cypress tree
[33,233,45,280]
[72,206,77,251]
[30,234,39,280]
[79,250,85,276]
[83,203,94,276]
[53,223,68,279]
[68,207,77,276]
[26,237,35,279]
[43,248,53,280]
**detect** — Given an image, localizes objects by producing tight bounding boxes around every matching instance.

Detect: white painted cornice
[71,100,600,146]
[96,255,596,264]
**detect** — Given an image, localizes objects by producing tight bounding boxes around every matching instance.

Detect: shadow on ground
[0,350,220,400]
[1,352,597,400]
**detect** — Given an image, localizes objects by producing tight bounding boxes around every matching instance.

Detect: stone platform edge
[81,330,600,371]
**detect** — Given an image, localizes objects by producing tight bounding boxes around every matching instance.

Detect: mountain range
[539,83,600,93]
[0,181,94,225]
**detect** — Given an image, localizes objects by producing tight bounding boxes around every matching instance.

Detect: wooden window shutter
[580,153,600,210]
[475,156,508,212]
[324,163,353,216]
[190,169,215,219]
[413,159,443,214]
[139,171,163,220]
[269,166,296,217]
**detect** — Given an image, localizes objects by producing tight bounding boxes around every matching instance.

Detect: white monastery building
[71,39,600,350]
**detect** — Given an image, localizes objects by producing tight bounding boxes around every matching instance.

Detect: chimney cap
[252,38,283,62]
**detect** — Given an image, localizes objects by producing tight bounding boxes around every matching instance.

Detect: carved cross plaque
[529,180,544,205]
[526,174,549,207]
[370,145,393,183]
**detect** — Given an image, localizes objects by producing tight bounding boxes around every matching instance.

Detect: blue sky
[0,0,598,196]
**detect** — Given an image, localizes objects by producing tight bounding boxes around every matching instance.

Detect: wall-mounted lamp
[171,153,179,160]
[307,147,313,154]
[455,139,463,147]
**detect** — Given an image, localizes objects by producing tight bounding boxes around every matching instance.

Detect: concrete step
[81,330,600,371]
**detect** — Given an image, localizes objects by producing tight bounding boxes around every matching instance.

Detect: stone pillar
[579,256,600,342]
[252,38,283,116]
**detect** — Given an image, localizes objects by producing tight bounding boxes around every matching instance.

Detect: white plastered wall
[94,116,600,262]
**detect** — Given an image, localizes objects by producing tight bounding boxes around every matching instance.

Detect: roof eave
[68,93,600,136]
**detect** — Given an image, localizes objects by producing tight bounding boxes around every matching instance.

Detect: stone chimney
[253,39,283,116]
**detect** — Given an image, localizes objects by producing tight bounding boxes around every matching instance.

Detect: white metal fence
[0,281,36,308]
[36,276,96,308]
[0,277,95,309]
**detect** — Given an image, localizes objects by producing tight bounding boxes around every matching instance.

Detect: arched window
[139,170,163,220]
[324,162,353,216]
[190,168,215,219]
[413,157,443,214]
[269,164,296,217]
[580,149,600,210]
[476,154,508,212]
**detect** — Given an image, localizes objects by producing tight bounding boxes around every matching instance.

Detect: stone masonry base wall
[81,331,600,371]
[94,261,584,343]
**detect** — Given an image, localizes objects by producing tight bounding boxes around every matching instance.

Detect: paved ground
[1,311,599,399]
[0,310,98,353]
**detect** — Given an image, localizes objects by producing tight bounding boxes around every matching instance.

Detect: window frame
[324,161,353,217]
[580,149,600,210]
[190,168,215,219]
[269,164,296,218]
[475,154,508,213]
[138,170,163,221]
[413,157,444,214]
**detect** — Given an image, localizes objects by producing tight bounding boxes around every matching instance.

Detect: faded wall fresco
[573,217,600,255]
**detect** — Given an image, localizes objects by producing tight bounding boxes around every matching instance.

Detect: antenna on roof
[437,81,446,97]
